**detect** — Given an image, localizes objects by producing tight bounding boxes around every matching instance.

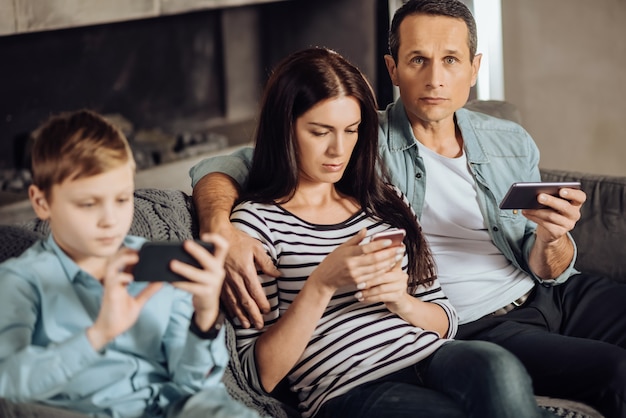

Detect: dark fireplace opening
[0,0,381,213]
[0,9,230,195]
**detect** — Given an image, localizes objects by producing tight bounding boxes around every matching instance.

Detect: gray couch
[1,103,625,417]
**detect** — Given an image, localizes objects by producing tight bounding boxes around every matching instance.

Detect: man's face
[29,162,135,270]
[385,13,481,127]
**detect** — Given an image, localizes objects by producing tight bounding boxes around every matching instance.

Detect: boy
[0,110,260,418]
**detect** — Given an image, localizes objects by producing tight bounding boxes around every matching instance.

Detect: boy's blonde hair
[31,109,135,197]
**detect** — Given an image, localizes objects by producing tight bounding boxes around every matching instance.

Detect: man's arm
[192,171,278,329]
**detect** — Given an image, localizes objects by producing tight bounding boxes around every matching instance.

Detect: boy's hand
[87,248,163,351]
[169,233,229,331]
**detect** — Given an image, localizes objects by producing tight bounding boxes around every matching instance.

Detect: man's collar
[387,98,420,152]
[386,100,488,164]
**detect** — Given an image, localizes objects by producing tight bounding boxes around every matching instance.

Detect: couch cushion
[16,188,198,243]
[541,168,626,283]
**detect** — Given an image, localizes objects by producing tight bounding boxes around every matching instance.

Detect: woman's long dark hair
[245,47,436,290]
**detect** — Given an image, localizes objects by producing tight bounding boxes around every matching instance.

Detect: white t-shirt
[416,141,535,324]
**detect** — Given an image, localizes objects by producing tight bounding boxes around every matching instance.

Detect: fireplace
[0,0,383,220]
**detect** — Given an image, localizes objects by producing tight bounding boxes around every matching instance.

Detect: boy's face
[29,162,135,269]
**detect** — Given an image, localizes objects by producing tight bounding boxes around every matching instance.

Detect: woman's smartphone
[370,228,406,247]
[133,240,215,282]
[499,181,582,210]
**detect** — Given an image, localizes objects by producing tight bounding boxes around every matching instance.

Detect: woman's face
[294,95,361,187]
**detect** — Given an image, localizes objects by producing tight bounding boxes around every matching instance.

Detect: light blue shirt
[0,235,229,418]
[189,99,577,287]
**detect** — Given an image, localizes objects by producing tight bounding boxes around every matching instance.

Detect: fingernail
[242,320,250,328]
[354,291,363,301]
[357,282,366,290]
[395,254,403,262]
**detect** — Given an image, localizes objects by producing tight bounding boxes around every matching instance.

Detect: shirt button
[493,226,499,232]
[415,173,422,179]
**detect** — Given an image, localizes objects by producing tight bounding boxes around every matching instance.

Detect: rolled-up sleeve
[189,146,254,189]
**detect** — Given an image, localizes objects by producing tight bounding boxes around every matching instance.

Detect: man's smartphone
[499,181,582,210]
[371,228,406,247]
[133,240,215,282]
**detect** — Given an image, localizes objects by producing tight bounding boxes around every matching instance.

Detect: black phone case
[133,240,215,282]
[499,181,581,210]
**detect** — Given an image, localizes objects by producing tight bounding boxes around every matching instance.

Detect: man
[189,1,626,416]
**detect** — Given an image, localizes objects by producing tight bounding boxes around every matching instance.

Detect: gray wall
[502,0,626,176]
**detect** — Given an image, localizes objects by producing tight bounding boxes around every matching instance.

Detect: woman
[230,47,551,418]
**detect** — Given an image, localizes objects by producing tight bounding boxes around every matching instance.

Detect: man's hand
[524,186,586,279]
[523,186,586,243]
[87,248,163,351]
[220,226,280,330]
[193,172,278,329]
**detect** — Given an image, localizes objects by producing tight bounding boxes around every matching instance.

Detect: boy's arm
[163,290,230,393]
[0,270,101,401]
[190,152,278,330]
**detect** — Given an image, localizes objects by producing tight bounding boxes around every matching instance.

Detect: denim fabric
[457,273,626,418]
[315,340,554,418]
[377,99,577,285]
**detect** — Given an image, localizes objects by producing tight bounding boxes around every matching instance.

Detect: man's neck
[411,118,463,158]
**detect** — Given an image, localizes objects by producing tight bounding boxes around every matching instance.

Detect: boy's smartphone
[133,240,215,282]
[371,228,406,247]
[499,181,582,210]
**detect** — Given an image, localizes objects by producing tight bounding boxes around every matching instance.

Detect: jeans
[457,274,626,418]
[315,340,553,418]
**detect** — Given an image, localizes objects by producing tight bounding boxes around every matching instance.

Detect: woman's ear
[28,184,50,220]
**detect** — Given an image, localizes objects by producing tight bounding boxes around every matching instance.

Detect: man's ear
[384,54,399,86]
[29,184,50,220]
[470,53,482,88]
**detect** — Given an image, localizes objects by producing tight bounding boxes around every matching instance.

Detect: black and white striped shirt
[231,201,458,418]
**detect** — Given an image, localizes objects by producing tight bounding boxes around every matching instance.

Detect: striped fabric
[230,202,457,418]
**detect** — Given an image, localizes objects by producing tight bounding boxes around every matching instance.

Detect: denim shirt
[189,99,578,285]
[378,99,577,284]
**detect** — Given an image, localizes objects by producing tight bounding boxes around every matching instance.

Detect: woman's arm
[356,265,455,338]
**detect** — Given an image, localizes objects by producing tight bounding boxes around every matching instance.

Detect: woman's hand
[311,229,405,294]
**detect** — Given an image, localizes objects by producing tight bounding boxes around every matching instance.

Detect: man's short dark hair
[388,0,478,61]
